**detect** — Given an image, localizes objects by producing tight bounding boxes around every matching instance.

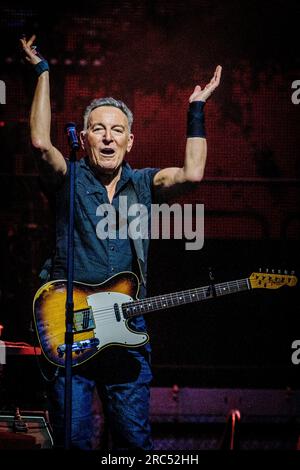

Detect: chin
[98,161,121,175]
[89,154,124,175]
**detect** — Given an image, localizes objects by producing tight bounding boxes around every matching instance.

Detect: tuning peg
[291,270,295,275]
[259,267,262,273]
[284,269,288,275]
[271,269,275,274]
[266,268,269,273]
[278,269,281,274]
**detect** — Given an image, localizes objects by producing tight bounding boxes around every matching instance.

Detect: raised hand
[189,65,222,103]
[20,34,42,65]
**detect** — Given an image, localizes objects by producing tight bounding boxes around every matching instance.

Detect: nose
[103,128,113,143]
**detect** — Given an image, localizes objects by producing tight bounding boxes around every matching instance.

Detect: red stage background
[0,1,299,400]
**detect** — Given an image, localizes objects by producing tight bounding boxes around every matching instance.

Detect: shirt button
[111,267,115,271]
[110,246,115,251]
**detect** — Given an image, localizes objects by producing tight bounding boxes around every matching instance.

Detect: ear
[79,130,86,150]
[126,133,134,153]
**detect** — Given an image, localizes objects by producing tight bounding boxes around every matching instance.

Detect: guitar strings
[45,279,251,342]
[89,279,249,318]
[40,276,284,346]
[49,279,250,328]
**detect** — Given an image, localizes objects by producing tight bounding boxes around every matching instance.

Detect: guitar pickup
[73,307,95,332]
[57,337,100,357]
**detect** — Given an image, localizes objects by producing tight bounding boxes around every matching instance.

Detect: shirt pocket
[75,183,104,234]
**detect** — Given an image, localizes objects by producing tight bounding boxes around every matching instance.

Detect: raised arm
[20,35,67,177]
[153,65,222,189]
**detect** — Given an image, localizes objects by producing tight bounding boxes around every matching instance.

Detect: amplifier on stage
[0,409,53,449]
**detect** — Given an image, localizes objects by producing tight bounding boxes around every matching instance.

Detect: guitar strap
[39,254,53,284]
[121,182,147,289]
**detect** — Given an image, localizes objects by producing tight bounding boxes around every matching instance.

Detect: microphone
[65,122,80,150]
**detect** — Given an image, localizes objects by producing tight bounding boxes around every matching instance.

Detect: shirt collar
[79,157,134,194]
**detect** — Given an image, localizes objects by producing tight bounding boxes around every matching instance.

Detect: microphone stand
[64,123,79,449]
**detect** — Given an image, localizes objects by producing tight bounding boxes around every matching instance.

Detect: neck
[93,165,123,203]
[100,168,122,188]
[92,164,122,188]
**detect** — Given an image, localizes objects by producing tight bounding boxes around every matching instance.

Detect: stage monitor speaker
[0,410,53,449]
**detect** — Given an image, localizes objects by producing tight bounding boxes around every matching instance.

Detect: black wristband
[34,60,49,77]
[187,100,206,138]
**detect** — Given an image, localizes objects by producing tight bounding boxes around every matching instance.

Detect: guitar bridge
[57,337,100,357]
[73,307,95,332]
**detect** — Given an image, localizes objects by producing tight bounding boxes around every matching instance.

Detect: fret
[122,278,250,319]
[215,279,249,297]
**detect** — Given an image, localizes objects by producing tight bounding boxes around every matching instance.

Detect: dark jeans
[47,348,153,450]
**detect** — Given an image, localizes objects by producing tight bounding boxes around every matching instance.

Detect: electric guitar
[33,270,297,367]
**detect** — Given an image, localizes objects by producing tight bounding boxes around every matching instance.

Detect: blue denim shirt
[52,157,159,335]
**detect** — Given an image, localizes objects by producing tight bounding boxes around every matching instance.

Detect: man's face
[81,106,134,174]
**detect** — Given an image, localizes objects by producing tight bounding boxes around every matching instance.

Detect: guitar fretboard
[122,278,250,319]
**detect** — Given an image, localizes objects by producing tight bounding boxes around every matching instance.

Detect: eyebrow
[89,122,126,129]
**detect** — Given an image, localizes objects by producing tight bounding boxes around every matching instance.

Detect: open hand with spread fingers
[189,65,222,103]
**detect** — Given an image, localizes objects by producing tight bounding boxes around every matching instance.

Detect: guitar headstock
[249,269,298,289]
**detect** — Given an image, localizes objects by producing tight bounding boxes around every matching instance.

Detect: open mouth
[100,148,115,156]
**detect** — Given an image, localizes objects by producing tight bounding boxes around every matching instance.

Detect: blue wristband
[34,60,49,77]
[187,101,206,138]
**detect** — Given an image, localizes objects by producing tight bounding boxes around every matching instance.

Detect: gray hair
[83,97,133,132]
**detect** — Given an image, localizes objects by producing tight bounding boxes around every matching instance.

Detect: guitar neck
[122,277,251,319]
